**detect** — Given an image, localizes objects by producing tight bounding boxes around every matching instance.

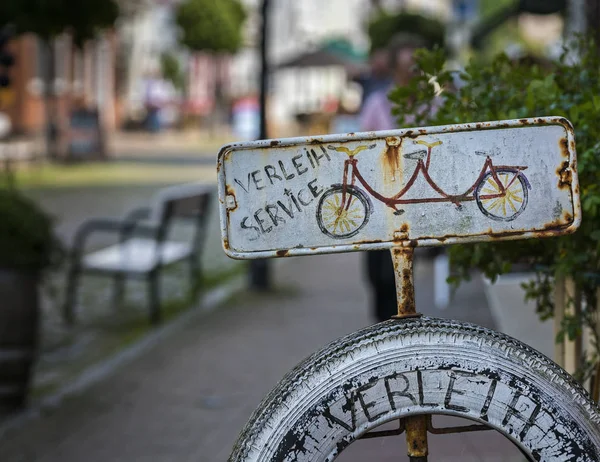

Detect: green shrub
[389,37,600,375]
[0,177,63,272]
[367,12,445,52]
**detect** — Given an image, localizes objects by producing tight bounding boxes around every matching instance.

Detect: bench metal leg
[64,266,80,326]
[112,274,126,309]
[148,270,161,325]
[189,256,201,293]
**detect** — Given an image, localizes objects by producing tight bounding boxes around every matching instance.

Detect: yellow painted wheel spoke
[323,200,338,211]
[321,191,367,235]
[482,187,498,195]
[487,197,503,211]
[507,196,517,213]
[479,173,526,219]
[486,178,500,192]
[510,194,523,204]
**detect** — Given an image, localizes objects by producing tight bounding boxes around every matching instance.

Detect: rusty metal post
[390,247,427,459]
[390,247,418,318]
[405,415,429,461]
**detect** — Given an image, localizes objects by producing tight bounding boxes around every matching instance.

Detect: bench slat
[82,238,193,273]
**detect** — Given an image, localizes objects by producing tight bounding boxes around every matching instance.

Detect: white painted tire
[230,317,600,461]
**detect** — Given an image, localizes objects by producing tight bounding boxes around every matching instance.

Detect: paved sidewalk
[0,253,524,461]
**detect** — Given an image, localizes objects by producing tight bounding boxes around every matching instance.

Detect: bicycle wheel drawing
[475,168,529,221]
[316,184,372,239]
[230,318,600,461]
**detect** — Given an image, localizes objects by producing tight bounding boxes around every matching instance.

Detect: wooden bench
[63,182,213,325]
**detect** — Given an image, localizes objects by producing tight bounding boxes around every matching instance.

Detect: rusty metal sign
[217,117,580,259]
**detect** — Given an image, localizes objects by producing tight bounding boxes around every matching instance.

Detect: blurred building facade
[4,32,117,138]
[0,0,587,145]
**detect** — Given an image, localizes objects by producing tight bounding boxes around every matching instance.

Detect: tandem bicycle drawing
[316,138,531,239]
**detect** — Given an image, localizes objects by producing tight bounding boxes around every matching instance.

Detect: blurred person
[143,70,171,133]
[359,33,433,323]
[355,47,393,109]
[232,93,260,141]
[330,83,362,134]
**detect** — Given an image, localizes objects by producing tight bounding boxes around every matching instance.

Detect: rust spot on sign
[488,228,526,239]
[559,137,569,158]
[270,140,280,147]
[225,184,238,211]
[356,238,383,245]
[556,161,572,190]
[276,249,290,257]
[382,137,403,183]
[400,223,409,233]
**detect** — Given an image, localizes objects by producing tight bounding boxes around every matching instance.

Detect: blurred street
[0,251,527,461]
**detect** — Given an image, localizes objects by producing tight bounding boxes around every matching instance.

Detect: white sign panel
[218,117,580,259]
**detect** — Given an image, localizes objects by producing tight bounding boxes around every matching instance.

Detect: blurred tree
[0,0,119,159]
[367,12,445,52]
[161,52,184,91]
[0,0,118,46]
[174,0,246,135]
[471,0,566,50]
[175,0,246,53]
